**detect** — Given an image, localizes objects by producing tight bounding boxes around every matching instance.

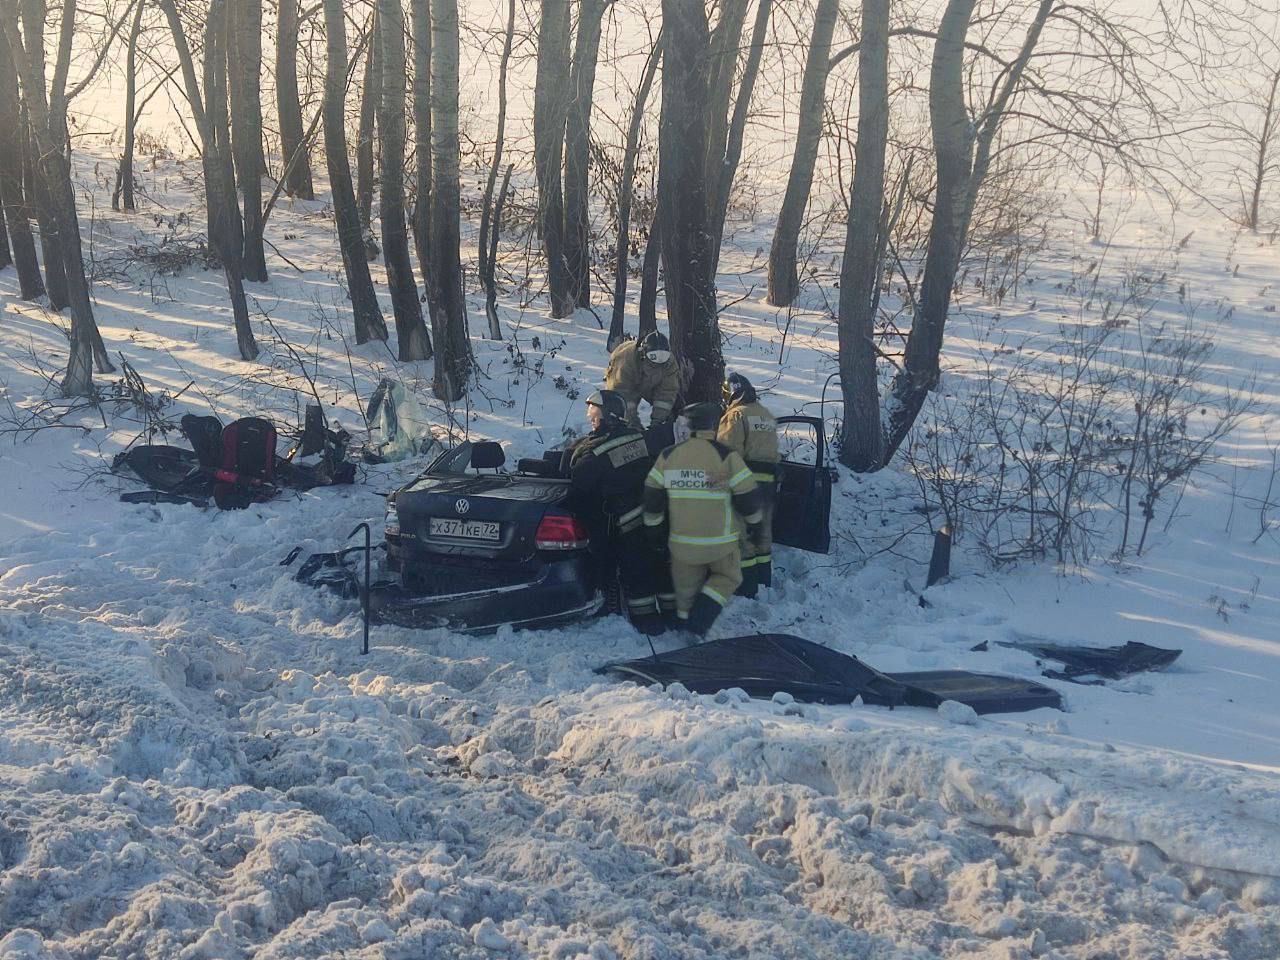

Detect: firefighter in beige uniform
[604,331,681,428]
[642,402,764,636]
[717,372,779,596]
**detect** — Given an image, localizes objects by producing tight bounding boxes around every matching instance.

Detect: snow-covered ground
[2,136,1279,960]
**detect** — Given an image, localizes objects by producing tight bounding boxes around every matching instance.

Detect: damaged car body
[297,417,835,634]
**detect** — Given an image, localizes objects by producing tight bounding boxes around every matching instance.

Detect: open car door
[772,416,833,553]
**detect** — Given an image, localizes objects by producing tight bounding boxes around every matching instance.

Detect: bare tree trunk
[0,187,9,269]
[0,22,41,298]
[13,1,63,309]
[533,0,573,318]
[377,0,432,361]
[881,0,974,461]
[837,0,889,472]
[428,0,468,400]
[276,0,313,200]
[158,0,260,361]
[563,0,609,309]
[767,0,838,306]
[638,211,660,337]
[321,0,387,345]
[882,0,1050,462]
[409,0,431,288]
[16,25,68,317]
[609,35,661,349]
[202,0,258,360]
[28,141,67,308]
[707,0,771,273]
[7,0,114,391]
[356,9,379,247]
[1248,65,1279,230]
[484,162,513,336]
[112,0,143,212]
[658,0,721,403]
[228,0,267,281]
[702,0,749,194]
[478,0,515,340]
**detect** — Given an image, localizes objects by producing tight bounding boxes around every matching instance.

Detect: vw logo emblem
[455,498,471,515]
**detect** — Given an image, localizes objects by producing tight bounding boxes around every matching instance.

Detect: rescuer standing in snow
[642,402,763,636]
[604,331,681,428]
[569,389,664,635]
[717,372,780,596]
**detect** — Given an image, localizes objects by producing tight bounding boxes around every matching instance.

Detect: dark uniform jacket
[569,423,653,535]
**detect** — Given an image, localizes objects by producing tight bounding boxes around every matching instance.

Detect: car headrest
[470,441,505,470]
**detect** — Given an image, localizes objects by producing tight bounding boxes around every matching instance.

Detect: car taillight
[535,514,590,550]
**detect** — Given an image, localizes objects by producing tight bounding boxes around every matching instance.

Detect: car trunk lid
[394,473,571,561]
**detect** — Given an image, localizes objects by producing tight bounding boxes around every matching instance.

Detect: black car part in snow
[991,637,1183,684]
[599,634,1064,715]
[294,418,837,636]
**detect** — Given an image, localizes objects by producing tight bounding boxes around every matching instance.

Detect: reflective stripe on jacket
[642,433,762,558]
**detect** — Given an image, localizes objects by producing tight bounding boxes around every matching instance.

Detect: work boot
[735,565,759,599]
[685,593,724,638]
[630,612,667,637]
[756,559,772,589]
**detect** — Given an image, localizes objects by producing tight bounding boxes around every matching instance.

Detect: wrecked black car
[299,416,835,634]
[378,438,603,632]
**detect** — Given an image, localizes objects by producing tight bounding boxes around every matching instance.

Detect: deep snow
[2,129,1279,959]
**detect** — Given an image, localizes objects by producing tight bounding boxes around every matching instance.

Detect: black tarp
[599,634,1063,715]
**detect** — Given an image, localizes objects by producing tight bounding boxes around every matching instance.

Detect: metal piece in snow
[349,522,372,655]
[1000,637,1182,683]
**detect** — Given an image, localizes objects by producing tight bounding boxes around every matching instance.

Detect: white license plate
[428,518,501,541]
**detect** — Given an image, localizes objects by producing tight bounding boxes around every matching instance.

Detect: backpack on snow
[212,417,279,510]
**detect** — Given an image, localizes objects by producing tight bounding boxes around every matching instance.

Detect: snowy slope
[1,145,1279,959]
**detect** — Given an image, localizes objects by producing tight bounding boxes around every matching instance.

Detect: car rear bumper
[369,553,603,634]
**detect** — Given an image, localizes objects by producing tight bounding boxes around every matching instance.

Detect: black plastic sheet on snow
[600,634,1064,715]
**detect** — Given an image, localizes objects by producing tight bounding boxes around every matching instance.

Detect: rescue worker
[569,389,664,635]
[642,401,763,637]
[717,372,779,597]
[604,331,680,429]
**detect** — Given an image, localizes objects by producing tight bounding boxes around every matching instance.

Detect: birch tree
[477,0,516,340]
[0,20,41,299]
[766,0,839,306]
[836,0,889,471]
[377,0,432,361]
[228,0,267,281]
[3,0,114,394]
[533,0,573,317]
[276,0,314,200]
[112,0,144,212]
[428,0,469,400]
[563,0,611,308]
[321,0,387,345]
[608,34,661,349]
[158,0,260,361]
